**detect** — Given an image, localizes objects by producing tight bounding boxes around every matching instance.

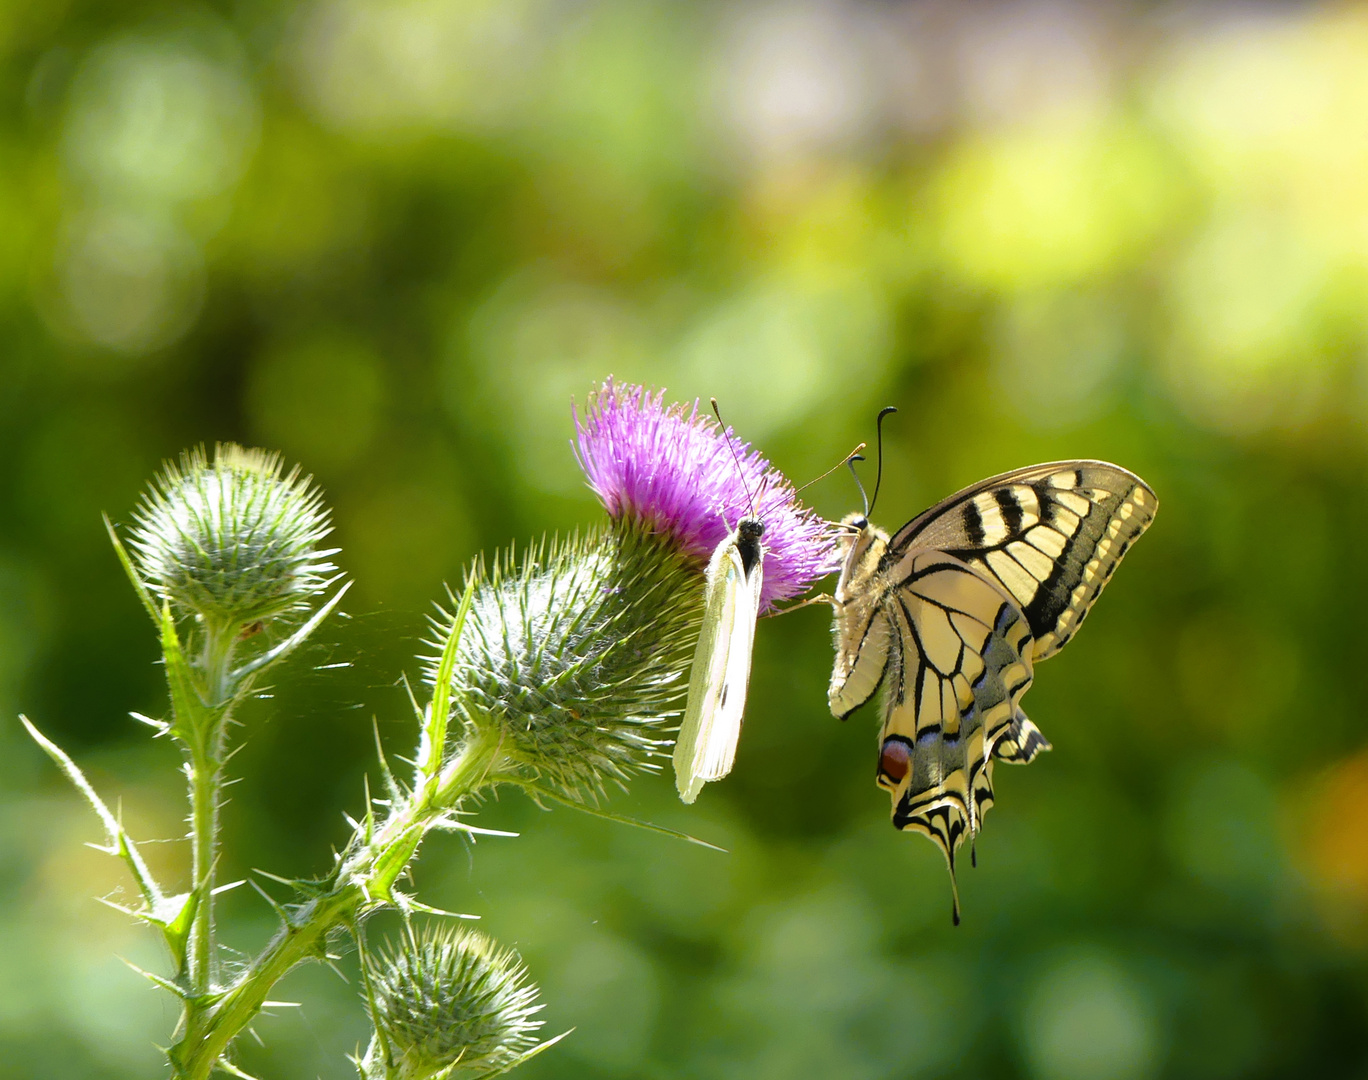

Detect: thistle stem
[188,624,238,992]
[172,729,503,1078]
[187,738,219,992]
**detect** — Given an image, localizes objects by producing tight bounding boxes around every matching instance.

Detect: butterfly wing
[673,537,763,803]
[826,580,891,717]
[874,552,1036,921]
[887,461,1157,660]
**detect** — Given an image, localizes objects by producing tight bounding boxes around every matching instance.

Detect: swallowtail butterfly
[829,458,1156,921]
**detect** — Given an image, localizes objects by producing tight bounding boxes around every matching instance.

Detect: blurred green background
[4,0,1368,1076]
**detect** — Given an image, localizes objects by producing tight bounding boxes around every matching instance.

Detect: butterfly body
[829,461,1156,919]
[674,517,765,803]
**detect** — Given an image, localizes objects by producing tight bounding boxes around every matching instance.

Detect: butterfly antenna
[846,454,870,519]
[711,398,758,519]
[792,442,867,496]
[868,406,897,518]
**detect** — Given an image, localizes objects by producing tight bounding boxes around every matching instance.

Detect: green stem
[188,625,238,993]
[178,887,361,1080]
[172,729,504,1078]
[187,738,218,991]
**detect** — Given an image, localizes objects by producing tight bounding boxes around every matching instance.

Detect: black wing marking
[885,461,1157,661]
[874,554,1037,920]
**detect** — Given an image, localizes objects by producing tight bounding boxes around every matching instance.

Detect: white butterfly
[672,401,858,804]
[673,515,765,803]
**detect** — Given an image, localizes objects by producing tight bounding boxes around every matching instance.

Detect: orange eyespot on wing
[879,736,912,786]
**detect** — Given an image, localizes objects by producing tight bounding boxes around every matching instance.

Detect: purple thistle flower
[573,380,838,610]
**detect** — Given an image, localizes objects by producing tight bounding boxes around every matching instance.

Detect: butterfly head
[733,516,765,577]
[834,511,887,603]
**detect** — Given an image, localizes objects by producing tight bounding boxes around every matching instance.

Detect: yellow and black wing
[887,462,1156,660]
[870,552,1037,921]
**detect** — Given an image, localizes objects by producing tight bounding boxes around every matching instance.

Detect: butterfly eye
[879,737,911,783]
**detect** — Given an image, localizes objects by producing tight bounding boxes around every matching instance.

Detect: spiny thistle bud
[437,526,700,801]
[430,381,834,803]
[128,444,337,629]
[361,926,543,1080]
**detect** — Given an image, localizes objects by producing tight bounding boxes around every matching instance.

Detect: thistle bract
[574,380,836,610]
[363,926,543,1080]
[129,444,337,629]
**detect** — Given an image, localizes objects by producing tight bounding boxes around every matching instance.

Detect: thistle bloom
[574,381,836,610]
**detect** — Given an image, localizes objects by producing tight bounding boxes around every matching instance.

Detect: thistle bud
[439,525,700,802]
[128,444,337,630]
[361,926,543,1080]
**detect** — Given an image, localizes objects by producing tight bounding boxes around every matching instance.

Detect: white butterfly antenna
[792,442,867,498]
[710,398,759,522]
[846,454,870,520]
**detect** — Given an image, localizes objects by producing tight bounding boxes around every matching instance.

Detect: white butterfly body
[674,518,765,803]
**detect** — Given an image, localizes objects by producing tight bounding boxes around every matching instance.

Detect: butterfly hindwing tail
[875,557,1035,910]
[993,708,1051,764]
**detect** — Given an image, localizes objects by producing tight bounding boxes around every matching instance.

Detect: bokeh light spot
[1305,750,1368,904]
[714,2,877,164]
[1165,761,1285,899]
[63,31,257,207]
[51,210,204,355]
[246,334,387,471]
[295,0,542,134]
[933,118,1178,292]
[1162,209,1334,434]
[677,272,891,439]
[456,272,658,498]
[1018,948,1163,1080]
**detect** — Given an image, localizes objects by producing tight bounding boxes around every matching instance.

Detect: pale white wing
[673,539,762,803]
[698,548,762,784]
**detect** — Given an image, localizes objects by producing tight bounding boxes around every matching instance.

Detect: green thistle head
[128,444,337,630]
[433,522,700,803]
[363,925,544,1080]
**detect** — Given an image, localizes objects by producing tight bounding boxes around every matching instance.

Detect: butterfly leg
[762,593,836,618]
